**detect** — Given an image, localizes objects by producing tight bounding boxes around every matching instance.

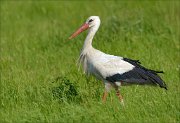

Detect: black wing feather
[106,58,167,90]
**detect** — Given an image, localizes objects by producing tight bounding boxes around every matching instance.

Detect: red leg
[102,82,112,103]
[116,90,123,102]
[115,86,124,105]
[102,91,108,103]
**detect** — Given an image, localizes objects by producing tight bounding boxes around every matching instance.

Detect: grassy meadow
[0,1,180,123]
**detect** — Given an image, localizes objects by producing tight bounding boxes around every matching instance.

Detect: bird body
[79,47,133,82]
[69,16,167,104]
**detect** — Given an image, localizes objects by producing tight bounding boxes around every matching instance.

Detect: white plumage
[78,47,134,80]
[69,16,167,104]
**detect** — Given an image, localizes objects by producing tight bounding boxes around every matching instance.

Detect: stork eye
[89,19,93,23]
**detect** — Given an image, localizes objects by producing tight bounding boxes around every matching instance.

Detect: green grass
[0,1,179,123]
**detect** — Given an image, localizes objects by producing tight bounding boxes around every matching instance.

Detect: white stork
[69,16,167,104]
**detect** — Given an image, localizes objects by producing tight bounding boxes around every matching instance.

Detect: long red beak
[69,23,89,40]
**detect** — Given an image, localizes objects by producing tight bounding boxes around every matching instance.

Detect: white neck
[82,24,100,51]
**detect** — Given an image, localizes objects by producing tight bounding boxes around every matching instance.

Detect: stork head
[69,16,100,39]
[85,16,100,28]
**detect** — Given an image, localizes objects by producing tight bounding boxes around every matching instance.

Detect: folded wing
[95,55,167,90]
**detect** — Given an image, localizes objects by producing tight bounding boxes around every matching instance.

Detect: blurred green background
[1,1,179,123]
